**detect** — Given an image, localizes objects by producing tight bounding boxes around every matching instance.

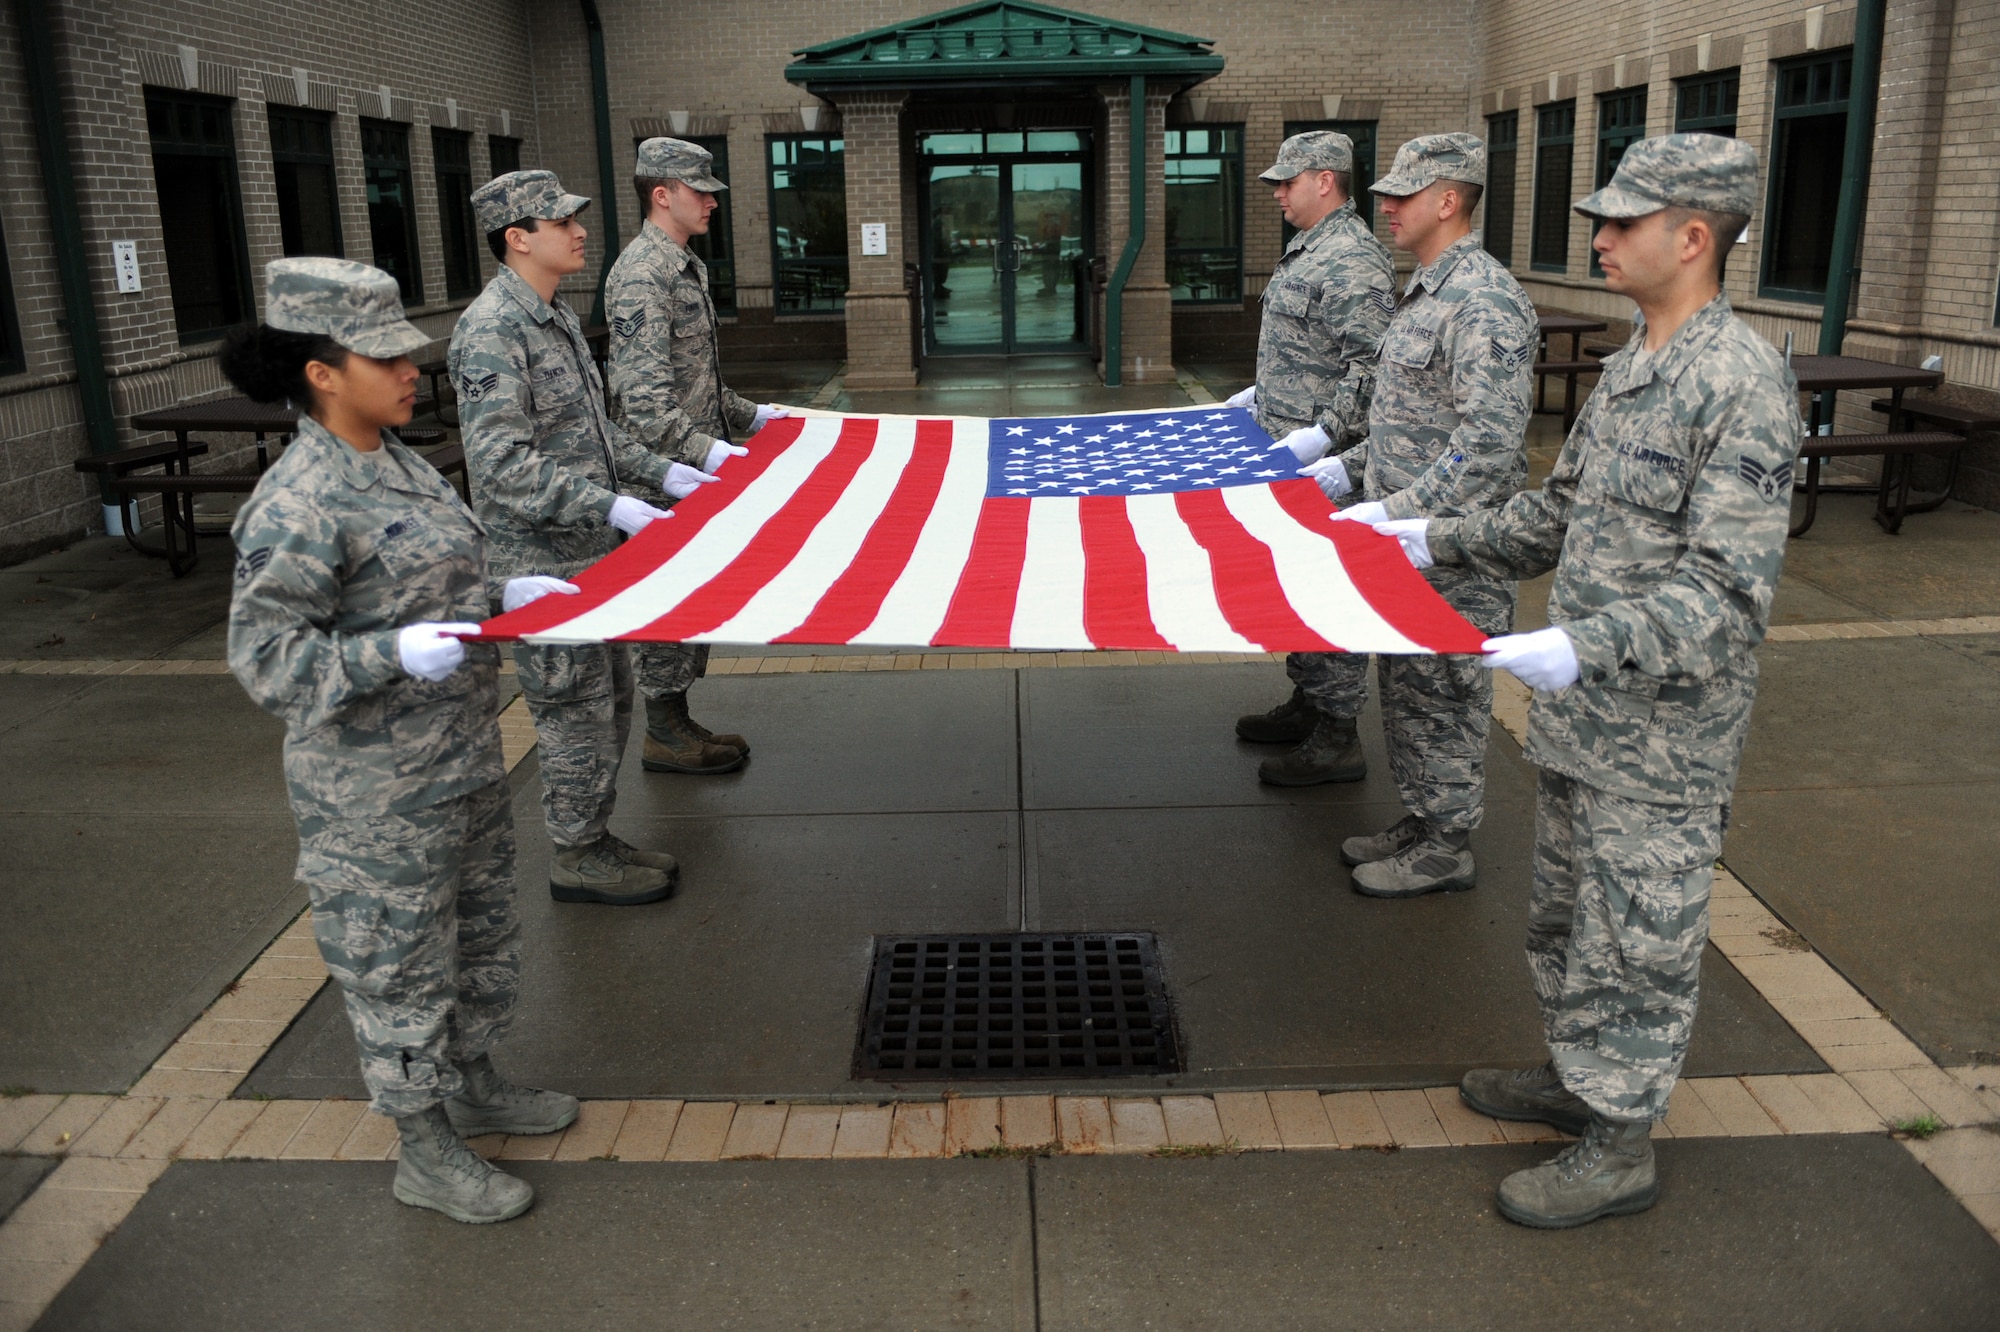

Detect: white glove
[704,440,749,473]
[1481,627,1581,692]
[1298,456,1352,499]
[663,462,721,500]
[607,494,672,535]
[752,403,791,432]
[501,575,581,614]
[1223,385,1257,410]
[1371,519,1433,569]
[1328,500,1388,525]
[396,622,479,682]
[1279,424,1333,464]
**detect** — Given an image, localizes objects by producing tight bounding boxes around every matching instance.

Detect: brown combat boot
[642,693,747,775]
[1235,686,1315,744]
[1257,712,1366,786]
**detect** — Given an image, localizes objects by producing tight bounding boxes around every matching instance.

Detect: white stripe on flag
[1010,496,1089,649]
[697,418,917,643]
[1124,493,1259,653]
[523,417,847,643]
[851,418,990,647]
[1221,485,1425,654]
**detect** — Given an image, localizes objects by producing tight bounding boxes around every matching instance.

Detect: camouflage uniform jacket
[228,417,505,818]
[1428,294,1804,806]
[605,221,758,471]
[1348,233,1536,521]
[1253,199,1396,447]
[449,266,670,591]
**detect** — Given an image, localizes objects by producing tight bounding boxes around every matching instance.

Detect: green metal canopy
[784,0,1224,89]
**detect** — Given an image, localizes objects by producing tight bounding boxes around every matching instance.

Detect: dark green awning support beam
[580,0,621,326]
[15,0,119,486]
[1817,0,1886,357]
[1102,74,1144,388]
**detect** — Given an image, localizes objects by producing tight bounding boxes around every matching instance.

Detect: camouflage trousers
[1288,567,1515,832]
[513,640,633,849]
[295,781,520,1118]
[1529,768,1724,1124]
[633,639,709,699]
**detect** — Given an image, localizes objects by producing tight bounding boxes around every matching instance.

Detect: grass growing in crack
[0,1085,34,1098]
[1893,1113,1945,1139]
[1759,926,1811,953]
[1150,1141,1239,1159]
[959,1143,1057,1159]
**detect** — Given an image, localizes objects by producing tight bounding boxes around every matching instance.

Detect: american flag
[474,407,1484,654]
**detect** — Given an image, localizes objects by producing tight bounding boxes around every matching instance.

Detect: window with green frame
[145,88,255,341]
[268,106,342,259]
[1763,51,1852,300]
[1675,69,1740,135]
[360,119,423,305]
[635,134,736,314]
[1484,110,1519,265]
[1279,119,1377,239]
[767,135,846,314]
[432,128,480,299]
[1531,101,1575,273]
[1164,126,1243,304]
[1591,88,1648,274]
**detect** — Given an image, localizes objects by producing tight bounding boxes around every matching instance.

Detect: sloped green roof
[785,0,1223,86]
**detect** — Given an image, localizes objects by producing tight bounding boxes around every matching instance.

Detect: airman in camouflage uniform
[1229,131,1397,783]
[452,170,681,906]
[229,257,577,1223]
[605,138,779,775]
[1311,135,1536,895]
[1409,135,1800,1226]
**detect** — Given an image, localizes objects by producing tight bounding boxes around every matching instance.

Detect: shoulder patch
[459,370,500,403]
[1737,454,1795,503]
[233,546,272,586]
[610,310,647,339]
[1491,339,1533,372]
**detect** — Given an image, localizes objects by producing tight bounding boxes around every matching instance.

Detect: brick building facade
[3,0,1998,561]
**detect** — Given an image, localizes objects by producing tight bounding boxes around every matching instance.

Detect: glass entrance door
[920,131,1088,354]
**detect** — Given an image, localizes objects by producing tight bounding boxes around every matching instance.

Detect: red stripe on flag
[1078,496,1171,650]
[773,418,955,645]
[1173,487,1336,652]
[932,497,1031,646]
[1266,480,1488,653]
[635,417,881,641]
[475,414,809,640]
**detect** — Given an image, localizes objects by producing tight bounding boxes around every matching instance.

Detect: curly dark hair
[216,323,349,406]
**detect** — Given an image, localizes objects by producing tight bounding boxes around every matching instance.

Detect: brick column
[1097,80,1174,385]
[832,91,915,391]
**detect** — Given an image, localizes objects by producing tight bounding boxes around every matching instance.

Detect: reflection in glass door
[919,130,1089,354]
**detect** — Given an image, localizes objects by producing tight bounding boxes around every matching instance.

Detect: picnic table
[79,396,451,575]
[1534,311,1613,427]
[1787,355,1954,537]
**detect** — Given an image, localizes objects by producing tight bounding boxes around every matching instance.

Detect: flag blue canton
[984,407,1293,499]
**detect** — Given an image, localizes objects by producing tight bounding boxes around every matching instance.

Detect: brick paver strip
[1771,990,1878,1024]
[553,1101,629,1162]
[944,1097,1002,1155]
[774,1104,839,1159]
[999,1095,1056,1149]
[1742,1076,1836,1135]
[126,1067,243,1099]
[1945,1067,2000,1119]
[497,1130,563,1161]
[9,1179,145,1232]
[1684,1079,1782,1136]
[1109,1098,1168,1153]
[0,1096,62,1153]
[1904,1129,2000,1200]
[1660,1084,1730,1138]
[226,1101,315,1159]
[1320,1091,1393,1148]
[609,1100,682,1162]
[667,1102,738,1161]
[1843,1069,1934,1126]
[0,1220,100,1268]
[832,1104,894,1158]
[888,1102,946,1158]
[1894,1066,1999,1127]
[280,1100,365,1160]
[1266,1090,1338,1148]
[1160,1095,1225,1147]
[1213,1093,1281,1150]
[1425,1086,1509,1146]
[68,1098,160,1158]
[720,1103,787,1160]
[155,1040,262,1074]
[333,1110,401,1161]
[173,1100,267,1161]
[1821,1037,1933,1074]
[1496,1117,1568,1144]
[1055,1097,1111,1153]
[1371,1090,1448,1148]
[1792,1074,1890,1133]
[117,1096,214,1160]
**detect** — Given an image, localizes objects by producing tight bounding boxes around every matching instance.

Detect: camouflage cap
[471,169,591,235]
[264,257,428,359]
[635,137,728,192]
[1258,130,1354,182]
[1574,133,1758,219]
[1370,133,1487,196]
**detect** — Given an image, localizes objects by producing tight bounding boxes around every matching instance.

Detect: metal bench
[1533,359,1603,433]
[1791,429,1967,538]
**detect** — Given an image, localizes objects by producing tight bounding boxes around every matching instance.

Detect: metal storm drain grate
[857,932,1180,1079]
